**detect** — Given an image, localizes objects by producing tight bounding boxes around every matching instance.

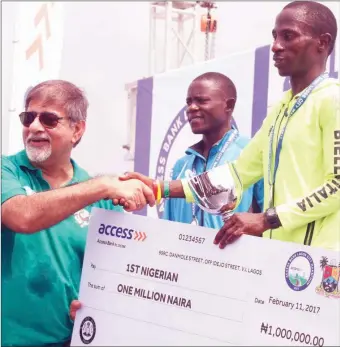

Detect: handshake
[99,166,262,251]
[105,172,160,211]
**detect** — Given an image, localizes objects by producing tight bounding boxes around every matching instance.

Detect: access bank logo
[98,223,147,242]
[154,106,187,218]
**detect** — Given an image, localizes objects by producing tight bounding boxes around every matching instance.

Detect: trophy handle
[186,162,243,218]
[228,162,243,209]
[221,162,243,221]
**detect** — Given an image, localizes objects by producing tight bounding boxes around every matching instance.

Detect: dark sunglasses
[19,111,65,129]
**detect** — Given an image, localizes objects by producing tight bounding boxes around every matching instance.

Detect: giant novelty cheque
[71,163,340,346]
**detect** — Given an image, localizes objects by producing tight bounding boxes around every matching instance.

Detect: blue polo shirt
[163,129,264,227]
[1,150,123,346]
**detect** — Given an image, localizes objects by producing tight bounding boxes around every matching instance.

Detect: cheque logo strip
[84,305,239,346]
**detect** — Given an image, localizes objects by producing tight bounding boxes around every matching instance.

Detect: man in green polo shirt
[1,80,155,346]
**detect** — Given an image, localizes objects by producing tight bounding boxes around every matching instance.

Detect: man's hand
[102,176,155,211]
[214,212,270,249]
[119,172,154,189]
[113,172,155,209]
[70,300,82,321]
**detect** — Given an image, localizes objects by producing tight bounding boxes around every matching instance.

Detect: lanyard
[267,73,328,208]
[191,129,239,225]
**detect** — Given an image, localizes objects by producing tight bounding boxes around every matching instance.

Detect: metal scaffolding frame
[148,1,200,76]
[123,1,217,159]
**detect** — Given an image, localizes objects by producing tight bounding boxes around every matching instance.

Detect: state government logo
[285,251,315,291]
[79,316,96,344]
[315,256,340,299]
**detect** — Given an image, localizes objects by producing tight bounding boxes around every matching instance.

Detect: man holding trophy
[163,71,264,228]
[119,1,339,251]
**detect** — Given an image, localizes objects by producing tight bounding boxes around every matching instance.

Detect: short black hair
[283,1,337,54]
[192,72,237,100]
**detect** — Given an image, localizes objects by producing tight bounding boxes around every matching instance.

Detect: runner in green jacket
[119,1,339,251]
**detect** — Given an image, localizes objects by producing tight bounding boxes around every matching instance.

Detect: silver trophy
[185,163,243,222]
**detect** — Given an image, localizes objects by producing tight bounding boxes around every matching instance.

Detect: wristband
[152,180,161,205]
[153,180,162,205]
[152,180,158,198]
[182,179,195,203]
[164,181,170,198]
[156,181,161,204]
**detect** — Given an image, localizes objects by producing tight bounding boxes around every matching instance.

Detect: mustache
[26,135,51,142]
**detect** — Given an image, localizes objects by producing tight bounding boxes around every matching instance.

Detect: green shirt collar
[16,150,90,184]
[280,77,332,106]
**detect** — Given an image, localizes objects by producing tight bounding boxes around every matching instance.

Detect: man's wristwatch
[264,207,282,229]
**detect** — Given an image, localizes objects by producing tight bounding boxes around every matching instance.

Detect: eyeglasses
[19,111,65,129]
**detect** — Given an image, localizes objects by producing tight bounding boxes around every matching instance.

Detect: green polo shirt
[1,150,123,346]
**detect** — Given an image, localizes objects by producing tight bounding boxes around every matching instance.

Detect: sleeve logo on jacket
[74,209,90,228]
[23,186,36,196]
[296,130,340,212]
